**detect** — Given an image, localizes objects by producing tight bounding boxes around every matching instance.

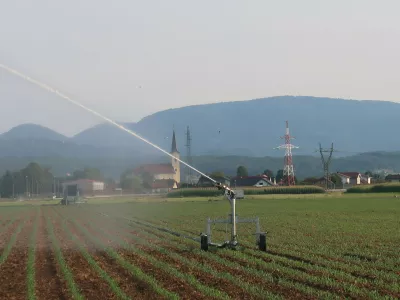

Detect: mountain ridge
[3,96,400,157]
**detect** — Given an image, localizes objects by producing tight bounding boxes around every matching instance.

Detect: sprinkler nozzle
[215,182,236,198]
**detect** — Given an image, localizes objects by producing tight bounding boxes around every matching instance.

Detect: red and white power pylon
[275,121,299,186]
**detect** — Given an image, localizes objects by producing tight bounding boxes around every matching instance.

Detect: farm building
[230,175,276,188]
[62,179,105,195]
[385,174,400,182]
[133,130,180,184]
[337,172,371,185]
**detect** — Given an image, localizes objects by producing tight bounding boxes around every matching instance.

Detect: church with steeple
[132,130,181,191]
[170,130,181,184]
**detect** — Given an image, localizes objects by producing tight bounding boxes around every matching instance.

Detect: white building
[62,179,105,194]
[230,175,276,187]
[337,172,371,185]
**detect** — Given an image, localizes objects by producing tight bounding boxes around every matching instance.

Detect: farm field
[0,194,399,299]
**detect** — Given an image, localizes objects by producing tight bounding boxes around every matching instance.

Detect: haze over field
[2,1,400,136]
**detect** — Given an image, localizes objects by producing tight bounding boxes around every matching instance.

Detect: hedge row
[167,186,325,198]
[347,184,400,193]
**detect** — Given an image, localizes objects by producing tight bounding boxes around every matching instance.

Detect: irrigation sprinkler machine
[200,182,267,252]
[0,63,266,252]
[61,184,86,205]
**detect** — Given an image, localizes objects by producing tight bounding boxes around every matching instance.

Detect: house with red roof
[385,174,400,182]
[337,172,371,185]
[230,175,276,188]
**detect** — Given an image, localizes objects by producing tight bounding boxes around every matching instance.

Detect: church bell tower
[171,130,180,184]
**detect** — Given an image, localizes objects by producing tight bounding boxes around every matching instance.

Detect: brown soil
[0,212,34,300]
[35,207,69,300]
[152,245,312,300]
[65,214,164,300]
[122,223,316,299]
[77,213,205,300]
[133,220,400,299]
[86,216,268,300]
[50,212,124,300]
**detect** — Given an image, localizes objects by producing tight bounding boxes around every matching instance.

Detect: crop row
[51,206,400,299]
[73,208,370,299]
[167,186,325,197]
[139,215,400,276]
[129,218,397,299]
[111,213,399,299]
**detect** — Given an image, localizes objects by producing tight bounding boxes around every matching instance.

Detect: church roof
[171,130,179,153]
[133,164,175,175]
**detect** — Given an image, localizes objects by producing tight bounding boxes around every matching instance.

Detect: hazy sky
[1,0,400,136]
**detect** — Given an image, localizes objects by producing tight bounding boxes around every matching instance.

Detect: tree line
[0,163,110,198]
[209,166,289,183]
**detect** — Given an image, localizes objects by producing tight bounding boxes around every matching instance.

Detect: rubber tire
[200,234,209,251]
[259,233,267,252]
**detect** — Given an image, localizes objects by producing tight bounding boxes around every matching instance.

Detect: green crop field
[0,193,399,299]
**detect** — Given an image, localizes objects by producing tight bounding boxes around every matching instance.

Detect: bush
[243,186,325,195]
[166,189,223,198]
[347,183,400,193]
[167,186,325,198]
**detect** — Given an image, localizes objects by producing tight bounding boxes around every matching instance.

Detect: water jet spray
[0,63,266,251]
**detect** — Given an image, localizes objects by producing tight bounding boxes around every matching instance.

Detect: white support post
[229,193,237,245]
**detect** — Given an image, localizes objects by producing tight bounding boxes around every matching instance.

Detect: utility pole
[25,176,29,198]
[275,121,299,186]
[185,126,193,185]
[319,143,334,190]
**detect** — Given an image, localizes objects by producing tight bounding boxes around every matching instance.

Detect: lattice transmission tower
[185,126,193,184]
[275,121,299,186]
[319,143,334,190]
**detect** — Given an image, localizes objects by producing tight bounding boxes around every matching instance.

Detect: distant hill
[2,96,400,179]
[72,96,400,156]
[2,124,67,141]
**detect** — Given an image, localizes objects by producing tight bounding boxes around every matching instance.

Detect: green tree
[276,169,284,183]
[141,172,154,189]
[364,171,373,177]
[330,173,342,186]
[0,171,14,198]
[263,169,274,178]
[73,167,104,181]
[209,171,225,178]
[299,177,318,185]
[236,166,248,177]
[120,174,143,191]
[19,162,54,195]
